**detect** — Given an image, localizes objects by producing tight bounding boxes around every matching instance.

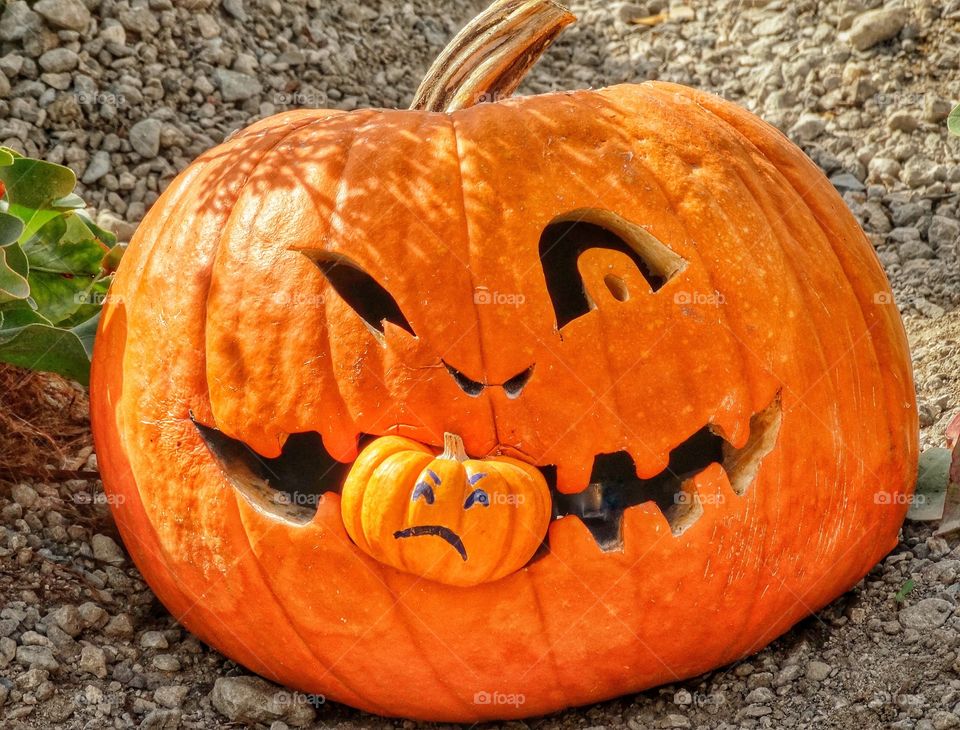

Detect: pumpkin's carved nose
[442,361,534,399]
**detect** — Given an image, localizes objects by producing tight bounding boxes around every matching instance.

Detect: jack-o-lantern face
[90,0,918,722]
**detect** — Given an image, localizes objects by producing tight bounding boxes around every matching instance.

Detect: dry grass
[0,363,94,484]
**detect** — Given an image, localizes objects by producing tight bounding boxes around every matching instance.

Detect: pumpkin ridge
[593,91,756,458]
[686,91,910,458]
[203,114,356,452]
[446,113,500,443]
[231,493,380,712]
[658,83,889,395]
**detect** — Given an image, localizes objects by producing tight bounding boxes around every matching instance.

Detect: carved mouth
[193,393,782,553]
[394,525,468,561]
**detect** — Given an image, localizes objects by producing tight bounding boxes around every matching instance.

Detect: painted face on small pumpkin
[90,1,917,722]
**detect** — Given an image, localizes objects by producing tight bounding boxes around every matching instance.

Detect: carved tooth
[554,458,594,495]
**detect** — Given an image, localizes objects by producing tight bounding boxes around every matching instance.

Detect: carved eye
[464,488,490,509]
[538,210,686,330]
[311,253,415,339]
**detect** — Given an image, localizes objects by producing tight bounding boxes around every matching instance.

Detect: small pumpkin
[341,432,551,586]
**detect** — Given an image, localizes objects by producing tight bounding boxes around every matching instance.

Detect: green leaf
[72,312,100,359]
[0,148,16,167]
[74,212,117,249]
[0,299,52,329]
[0,246,30,301]
[101,243,125,274]
[26,270,105,327]
[0,318,93,384]
[0,151,76,210]
[894,579,915,603]
[908,447,951,522]
[23,214,107,276]
[50,193,86,210]
[8,204,61,246]
[0,211,24,246]
[950,104,960,136]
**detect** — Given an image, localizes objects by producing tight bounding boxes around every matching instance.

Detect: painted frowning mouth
[192,392,782,554]
[394,525,468,561]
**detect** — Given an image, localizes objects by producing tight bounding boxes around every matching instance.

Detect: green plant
[0,148,123,384]
[949,104,960,136]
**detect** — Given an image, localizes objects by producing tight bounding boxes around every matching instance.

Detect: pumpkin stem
[410,0,576,113]
[441,432,469,462]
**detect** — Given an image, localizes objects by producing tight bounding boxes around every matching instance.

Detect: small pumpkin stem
[441,432,469,462]
[410,0,576,113]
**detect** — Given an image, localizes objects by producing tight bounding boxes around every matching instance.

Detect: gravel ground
[1,0,959,727]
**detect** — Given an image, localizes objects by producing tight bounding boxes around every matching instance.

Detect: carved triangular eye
[309,252,415,338]
[538,209,686,330]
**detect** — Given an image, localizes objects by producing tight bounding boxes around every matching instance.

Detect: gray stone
[118,8,160,35]
[925,97,953,123]
[33,0,90,31]
[100,22,126,46]
[78,644,108,678]
[806,661,832,681]
[868,157,900,181]
[103,613,135,638]
[214,68,262,102]
[791,113,826,141]
[899,598,953,629]
[11,483,38,508]
[845,7,908,51]
[154,685,188,709]
[152,654,181,672]
[0,2,42,41]
[82,150,111,184]
[15,645,59,671]
[888,110,920,132]
[0,53,23,78]
[38,48,79,74]
[140,630,169,650]
[50,605,82,638]
[129,118,162,158]
[901,158,936,188]
[210,676,316,727]
[91,534,125,565]
[929,216,960,247]
[222,0,248,21]
[139,709,182,729]
[830,172,865,192]
[899,240,935,260]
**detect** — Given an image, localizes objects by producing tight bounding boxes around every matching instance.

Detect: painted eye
[464,488,489,509]
[411,481,435,504]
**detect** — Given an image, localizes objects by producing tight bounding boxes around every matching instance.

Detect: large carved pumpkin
[90,0,917,721]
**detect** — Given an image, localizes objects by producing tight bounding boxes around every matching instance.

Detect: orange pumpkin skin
[90,80,917,720]
[341,433,551,587]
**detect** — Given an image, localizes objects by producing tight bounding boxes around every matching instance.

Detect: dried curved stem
[411,0,576,113]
